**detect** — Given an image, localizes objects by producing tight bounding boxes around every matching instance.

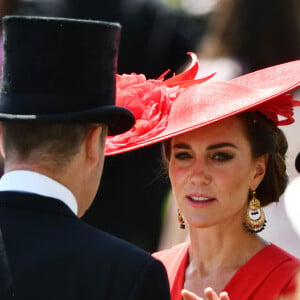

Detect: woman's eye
[174,151,192,160]
[212,152,233,162]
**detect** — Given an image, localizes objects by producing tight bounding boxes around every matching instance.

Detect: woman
[106,55,300,299]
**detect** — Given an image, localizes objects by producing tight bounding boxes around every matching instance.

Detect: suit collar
[0,191,77,218]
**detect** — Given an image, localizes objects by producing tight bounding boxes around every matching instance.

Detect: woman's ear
[251,154,268,190]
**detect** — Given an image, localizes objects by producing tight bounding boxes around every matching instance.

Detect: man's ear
[84,125,103,164]
[251,154,268,190]
[0,126,6,159]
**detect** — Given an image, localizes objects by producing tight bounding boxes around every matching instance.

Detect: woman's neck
[184,225,268,297]
[188,224,267,275]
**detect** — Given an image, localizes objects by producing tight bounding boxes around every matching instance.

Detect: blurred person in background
[284,152,300,240]
[0,0,18,76]
[196,0,300,78]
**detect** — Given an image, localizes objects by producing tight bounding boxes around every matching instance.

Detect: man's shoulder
[79,221,154,261]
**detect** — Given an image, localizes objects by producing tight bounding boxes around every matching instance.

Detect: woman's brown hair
[237,111,288,206]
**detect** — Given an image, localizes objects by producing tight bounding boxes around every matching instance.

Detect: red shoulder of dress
[267,244,300,296]
[224,243,300,299]
[153,242,189,263]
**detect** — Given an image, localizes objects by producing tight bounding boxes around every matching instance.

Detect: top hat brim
[105,60,300,155]
[0,105,135,136]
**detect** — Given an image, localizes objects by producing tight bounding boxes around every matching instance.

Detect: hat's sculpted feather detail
[106,53,214,154]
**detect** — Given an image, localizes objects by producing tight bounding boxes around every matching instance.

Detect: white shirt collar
[0,170,78,215]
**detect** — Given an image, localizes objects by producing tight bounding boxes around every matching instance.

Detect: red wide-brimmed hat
[105,53,300,155]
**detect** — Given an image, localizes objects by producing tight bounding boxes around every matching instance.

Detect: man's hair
[1,122,107,170]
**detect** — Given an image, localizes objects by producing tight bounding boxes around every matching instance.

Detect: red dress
[153,242,300,300]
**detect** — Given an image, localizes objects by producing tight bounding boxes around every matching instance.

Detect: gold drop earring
[177,209,185,229]
[243,190,266,233]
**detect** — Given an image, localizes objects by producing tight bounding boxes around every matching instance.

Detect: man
[0,16,170,299]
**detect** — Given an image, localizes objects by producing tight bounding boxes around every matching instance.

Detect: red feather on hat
[106,53,215,154]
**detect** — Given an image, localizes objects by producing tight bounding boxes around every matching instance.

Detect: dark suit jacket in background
[0,192,170,299]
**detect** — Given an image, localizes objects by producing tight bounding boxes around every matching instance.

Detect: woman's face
[169,116,266,230]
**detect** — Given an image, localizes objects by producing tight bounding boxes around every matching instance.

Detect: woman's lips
[186,195,216,207]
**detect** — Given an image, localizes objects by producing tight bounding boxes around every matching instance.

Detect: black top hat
[0,16,135,135]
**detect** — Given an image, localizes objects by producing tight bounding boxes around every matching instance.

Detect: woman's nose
[189,162,211,185]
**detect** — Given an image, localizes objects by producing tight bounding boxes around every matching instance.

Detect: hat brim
[0,105,135,136]
[106,60,300,155]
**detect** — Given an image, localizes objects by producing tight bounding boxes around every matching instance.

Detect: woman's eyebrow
[172,142,237,150]
[172,143,191,149]
[207,143,237,150]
